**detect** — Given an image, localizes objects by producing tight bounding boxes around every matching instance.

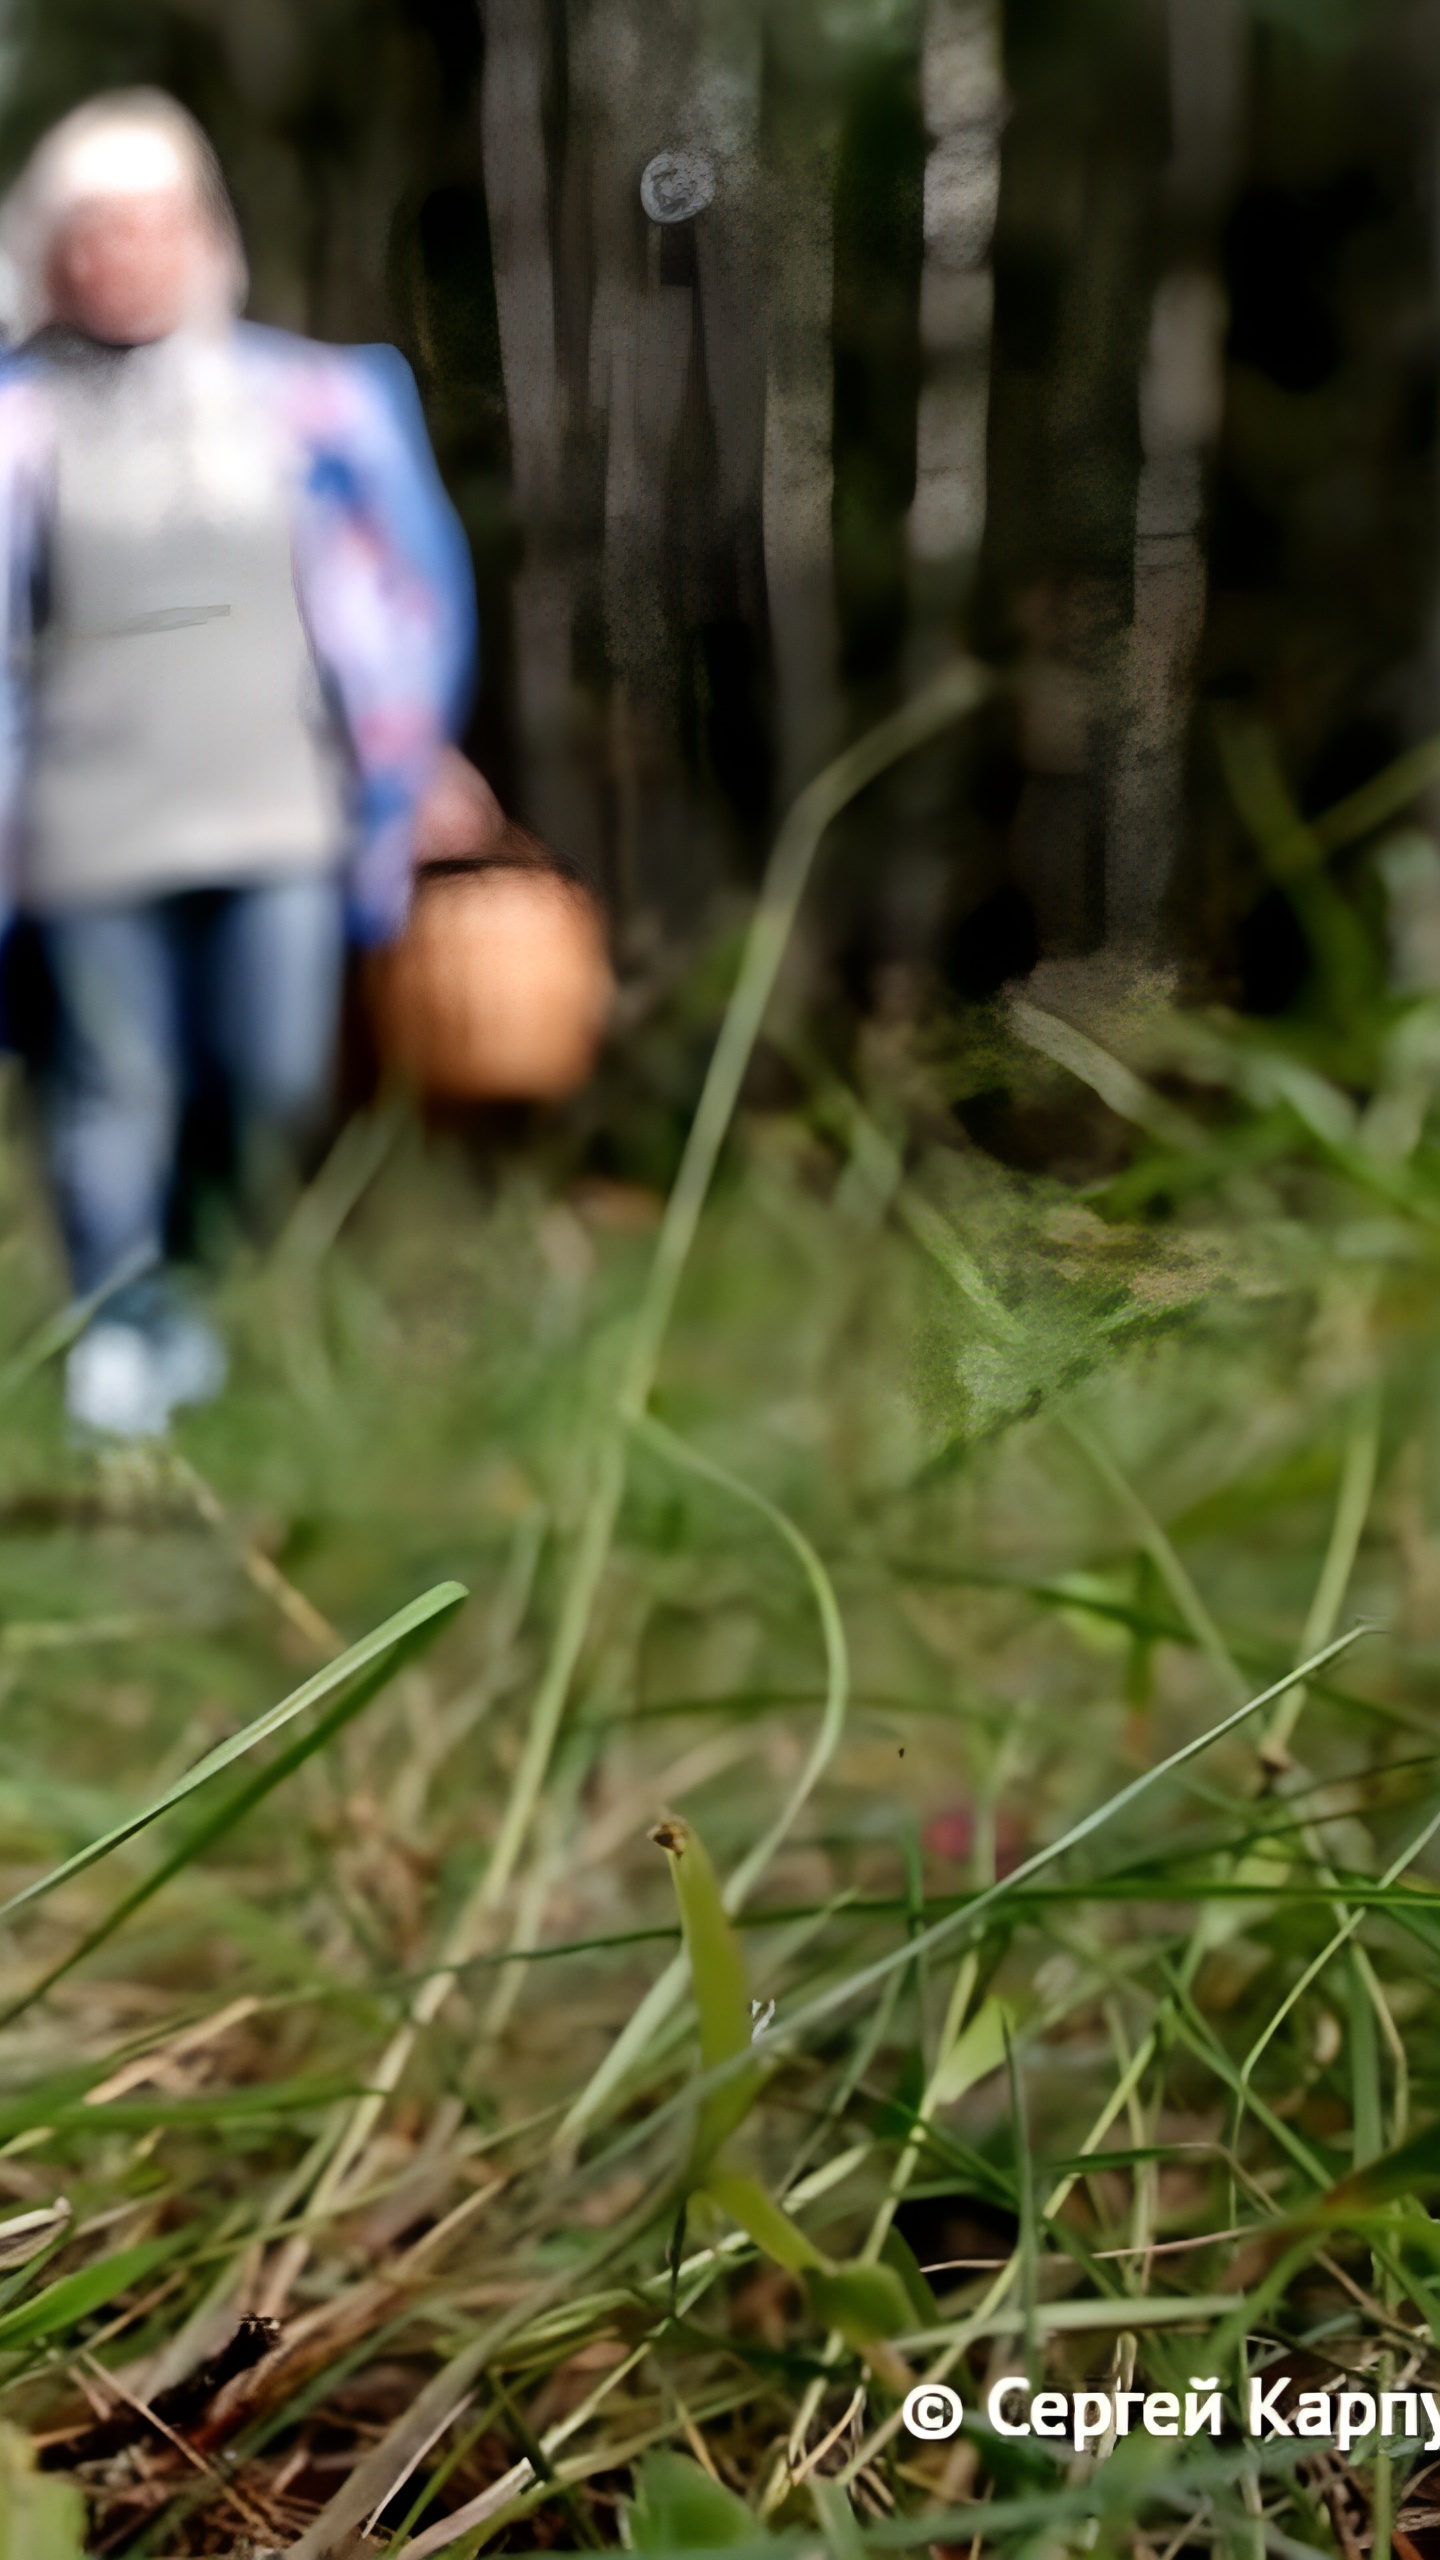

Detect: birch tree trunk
[876,0,1004,989]
[906,0,1005,645]
[1104,0,1240,954]
[1105,266,1226,952]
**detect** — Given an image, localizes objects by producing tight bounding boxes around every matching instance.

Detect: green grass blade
[1061,1417,1246,1701]
[0,1605,462,2030]
[0,2076,362,2141]
[702,2165,825,2275]
[474,666,990,1985]
[651,1816,750,2071]
[652,1814,761,2164]
[628,2448,762,2550]
[1263,1387,1381,1767]
[1312,726,1440,853]
[0,2232,186,2353]
[746,1626,1372,2060]
[632,1414,851,1912]
[554,1414,855,2153]
[0,2422,86,2557]
[0,1581,467,1931]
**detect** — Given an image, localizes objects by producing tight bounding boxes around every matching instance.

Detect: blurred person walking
[0,91,476,1435]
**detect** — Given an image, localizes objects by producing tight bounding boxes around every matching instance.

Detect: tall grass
[0,706,1432,2555]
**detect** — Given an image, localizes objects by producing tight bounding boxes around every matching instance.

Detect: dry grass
[0,705,1436,2555]
[0,946,1427,2559]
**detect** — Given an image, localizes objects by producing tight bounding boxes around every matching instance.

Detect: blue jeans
[35,877,346,1301]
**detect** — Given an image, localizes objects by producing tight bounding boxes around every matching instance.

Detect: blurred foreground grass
[0,815,1436,2553]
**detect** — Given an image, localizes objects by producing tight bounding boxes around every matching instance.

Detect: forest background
[5,0,1396,1002]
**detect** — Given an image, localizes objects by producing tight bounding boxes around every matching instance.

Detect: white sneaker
[64,1310,227,1440]
[156,1311,228,1411]
[65,1324,172,1439]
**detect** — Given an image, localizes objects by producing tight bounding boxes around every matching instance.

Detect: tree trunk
[1106,266,1226,953]
[987,0,1167,961]
[480,0,590,861]
[579,0,733,931]
[1104,0,1240,956]
[907,0,1004,641]
[763,97,842,806]
[691,0,766,631]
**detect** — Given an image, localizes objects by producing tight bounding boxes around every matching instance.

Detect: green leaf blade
[0,1581,467,1933]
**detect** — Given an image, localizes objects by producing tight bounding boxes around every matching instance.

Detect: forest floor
[0,960,1434,2560]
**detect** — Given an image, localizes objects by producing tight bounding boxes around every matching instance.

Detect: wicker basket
[369,826,613,1102]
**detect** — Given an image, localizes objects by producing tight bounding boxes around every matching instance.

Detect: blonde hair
[0,90,247,339]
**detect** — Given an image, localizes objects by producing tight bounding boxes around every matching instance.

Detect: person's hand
[415,746,506,865]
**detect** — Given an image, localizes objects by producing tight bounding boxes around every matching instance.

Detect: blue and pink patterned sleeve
[260,328,479,946]
[0,364,50,935]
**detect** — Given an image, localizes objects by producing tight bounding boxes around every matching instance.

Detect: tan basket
[370,833,614,1103]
